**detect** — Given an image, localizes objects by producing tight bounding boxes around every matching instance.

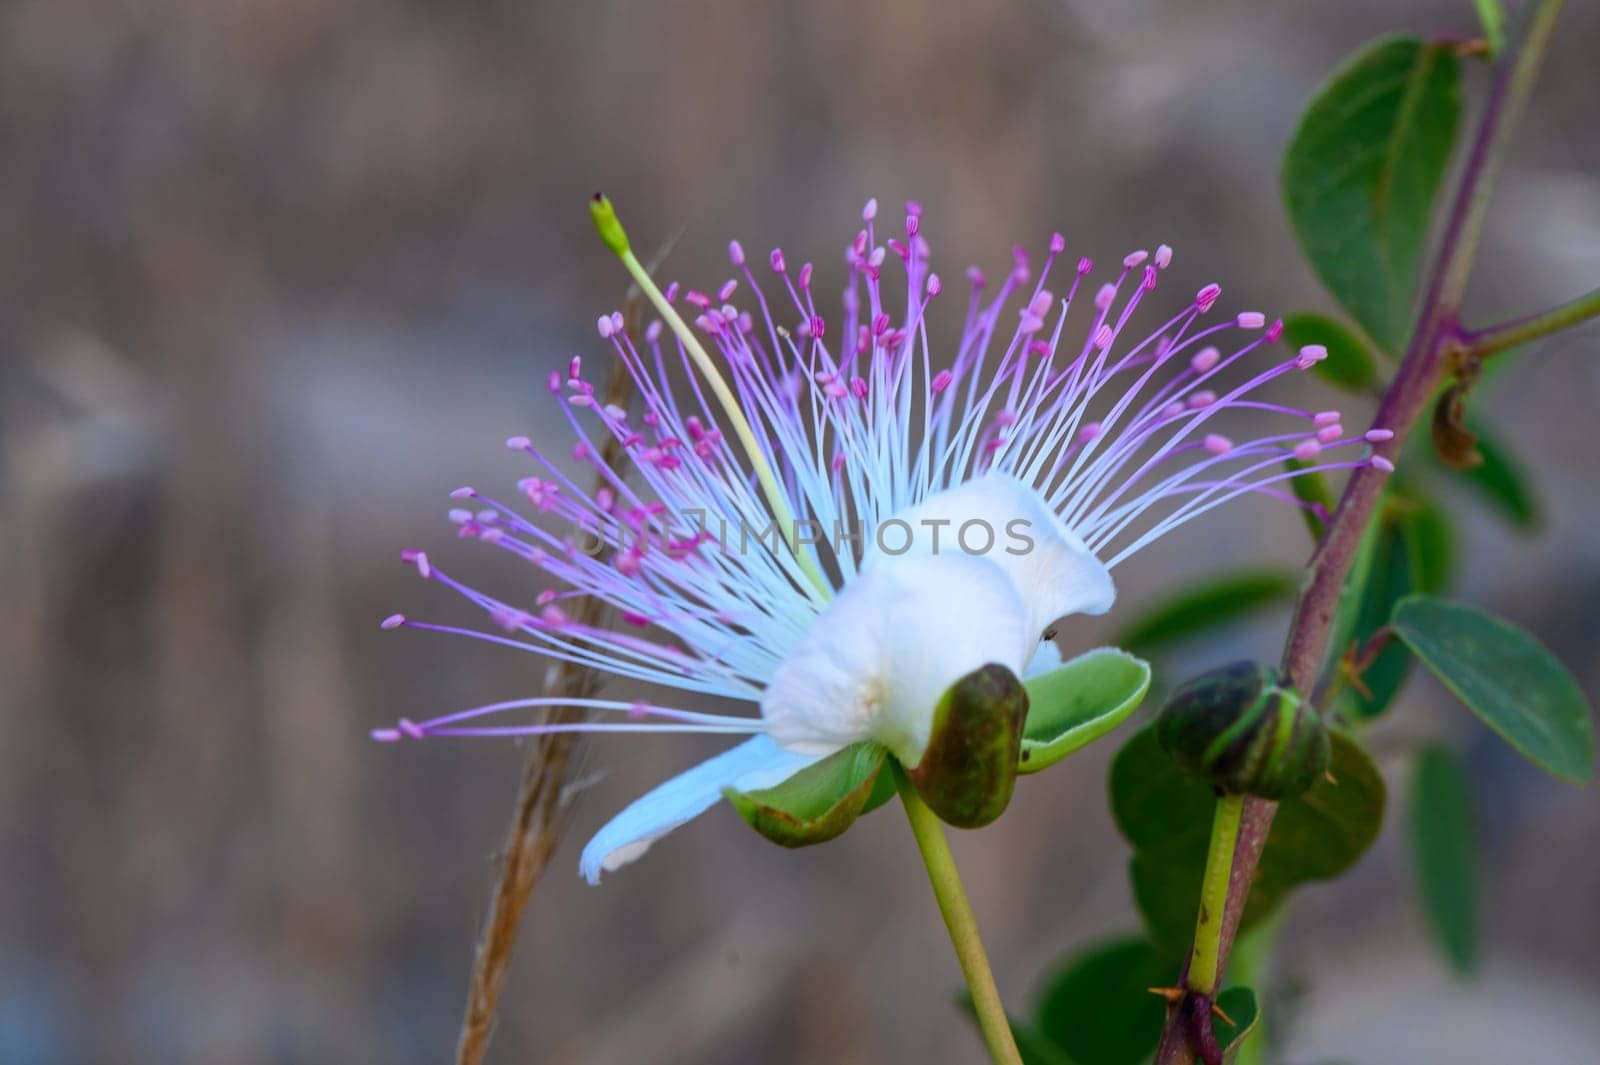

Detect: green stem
[1464,285,1600,359]
[893,766,1023,1065]
[1188,792,1245,997]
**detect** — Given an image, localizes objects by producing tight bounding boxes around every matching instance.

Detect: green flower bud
[1156,660,1329,800]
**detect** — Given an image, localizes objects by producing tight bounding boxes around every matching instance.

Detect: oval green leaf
[1282,37,1462,353]
[1034,935,1173,1065]
[1451,418,1541,529]
[723,741,885,847]
[1112,573,1299,659]
[1282,312,1379,390]
[1391,595,1596,783]
[1333,489,1454,719]
[1408,744,1480,974]
[1018,648,1150,775]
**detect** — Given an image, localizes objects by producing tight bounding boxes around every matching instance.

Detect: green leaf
[909,664,1028,827]
[1450,419,1541,529]
[1340,508,1418,718]
[1404,493,1456,597]
[1474,0,1506,56]
[1034,935,1173,1065]
[1408,744,1480,973]
[1282,312,1379,388]
[1215,986,1262,1058]
[723,741,885,847]
[1392,596,1596,783]
[1282,37,1463,353]
[1333,491,1455,719]
[1112,725,1386,954]
[1019,648,1150,774]
[1111,572,1300,658]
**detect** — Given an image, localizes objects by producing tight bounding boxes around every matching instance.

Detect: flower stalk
[1154,1,1568,1061]
[893,764,1023,1065]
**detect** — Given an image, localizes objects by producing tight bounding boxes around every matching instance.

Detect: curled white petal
[866,472,1116,639]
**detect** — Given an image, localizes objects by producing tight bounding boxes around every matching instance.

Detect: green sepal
[861,758,898,815]
[722,741,886,847]
[1018,648,1151,775]
[908,663,1028,828]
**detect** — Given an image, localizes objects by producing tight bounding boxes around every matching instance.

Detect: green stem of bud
[1188,792,1245,998]
[588,195,830,600]
[893,764,1023,1065]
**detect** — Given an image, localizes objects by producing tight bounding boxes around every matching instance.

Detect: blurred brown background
[4,1,1599,1063]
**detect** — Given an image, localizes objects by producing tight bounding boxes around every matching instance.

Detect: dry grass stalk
[454,323,638,1065]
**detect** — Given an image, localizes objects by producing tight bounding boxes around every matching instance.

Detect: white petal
[761,552,1031,766]
[866,472,1116,638]
[578,736,819,884]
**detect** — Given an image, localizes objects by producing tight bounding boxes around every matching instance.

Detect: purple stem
[1154,2,1565,1061]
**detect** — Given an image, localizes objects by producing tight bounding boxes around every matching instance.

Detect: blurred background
[5,1,1599,1062]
